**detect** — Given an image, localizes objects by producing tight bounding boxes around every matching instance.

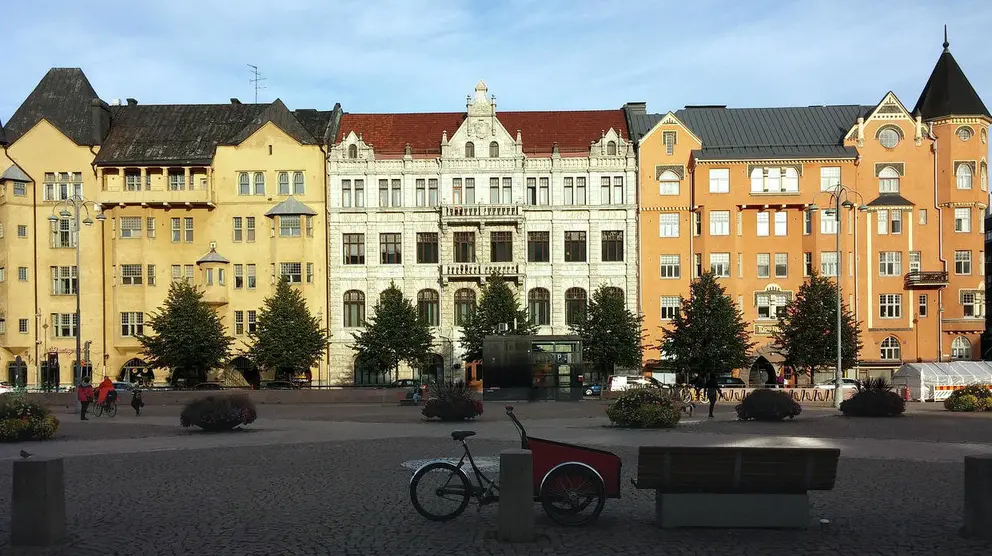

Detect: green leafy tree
[138,280,233,385]
[659,271,754,381]
[459,274,536,363]
[774,272,862,383]
[246,278,330,381]
[351,282,434,381]
[570,285,644,375]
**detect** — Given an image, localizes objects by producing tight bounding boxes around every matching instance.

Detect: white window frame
[660,296,680,320]
[879,294,902,319]
[659,171,680,195]
[955,207,971,232]
[710,253,730,278]
[955,250,972,275]
[659,255,680,279]
[774,211,787,236]
[820,210,838,235]
[774,253,788,278]
[820,167,841,192]
[957,164,974,190]
[709,169,729,193]
[659,213,680,238]
[756,253,770,278]
[878,252,902,276]
[709,211,730,236]
[820,251,838,277]
[879,166,900,193]
[756,212,769,236]
[961,290,985,318]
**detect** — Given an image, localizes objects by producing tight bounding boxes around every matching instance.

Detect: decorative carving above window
[874,162,905,177]
[954,160,977,175]
[655,165,685,180]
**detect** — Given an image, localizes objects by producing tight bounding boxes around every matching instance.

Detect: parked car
[388,379,428,391]
[583,384,602,396]
[814,378,859,391]
[113,382,135,393]
[193,382,224,390]
[0,381,14,394]
[714,376,747,388]
[262,381,298,390]
[606,375,662,392]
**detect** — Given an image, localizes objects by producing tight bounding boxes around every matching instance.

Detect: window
[612,176,623,204]
[490,231,512,263]
[19,319,28,334]
[120,264,143,285]
[962,290,985,318]
[955,250,972,274]
[50,218,75,248]
[659,213,679,238]
[242,217,254,242]
[417,290,440,326]
[958,127,974,141]
[171,265,182,283]
[876,209,889,235]
[183,217,194,242]
[489,141,499,157]
[694,253,702,277]
[43,172,83,200]
[709,168,729,193]
[234,311,244,335]
[17,224,26,238]
[774,212,787,236]
[501,177,512,204]
[348,144,358,159]
[463,178,476,204]
[253,172,265,195]
[982,162,988,192]
[526,178,536,205]
[880,337,901,360]
[774,253,788,278]
[820,167,841,191]
[391,179,402,207]
[293,172,305,195]
[233,264,244,289]
[428,178,438,206]
[658,170,679,195]
[119,216,142,238]
[416,179,427,207]
[120,312,144,337]
[952,336,972,360]
[660,255,680,279]
[821,252,838,277]
[528,288,551,326]
[167,170,186,191]
[879,252,902,276]
[564,231,587,262]
[879,294,902,318]
[878,127,900,149]
[919,209,928,225]
[756,212,769,236]
[233,217,243,241]
[279,215,301,237]
[606,141,617,156]
[710,253,730,277]
[750,167,798,193]
[803,210,811,235]
[601,231,623,262]
[891,210,902,234]
[453,232,476,263]
[342,179,352,207]
[343,291,365,327]
[52,313,78,338]
[17,266,27,281]
[918,294,928,317]
[343,234,365,264]
[465,142,475,158]
[565,288,587,325]
[662,131,676,155]
[574,177,586,204]
[757,254,770,278]
[957,163,974,189]
[909,251,921,273]
[184,264,194,281]
[238,172,250,195]
[278,172,290,195]
[278,262,302,283]
[416,232,438,264]
[247,310,257,334]
[803,252,812,276]
[709,211,730,236]
[782,167,799,191]
[879,166,900,193]
[378,179,389,207]
[563,177,574,205]
[756,292,791,319]
[528,232,550,262]
[820,210,838,234]
[379,233,401,264]
[454,289,475,326]
[354,179,365,207]
[247,264,257,289]
[489,178,500,204]
[305,216,313,238]
[658,296,681,320]
[540,177,550,205]
[51,266,78,295]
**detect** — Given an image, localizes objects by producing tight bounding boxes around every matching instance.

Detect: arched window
[278,172,290,195]
[952,336,972,360]
[343,290,365,328]
[347,144,358,159]
[238,172,250,195]
[879,337,901,361]
[602,286,624,300]
[465,142,475,158]
[879,166,900,193]
[293,171,305,195]
[956,164,973,190]
[253,172,265,195]
[783,167,799,192]
[489,141,499,158]
[606,141,617,156]
[565,287,588,325]
[659,170,680,195]
[981,162,988,191]
[120,357,149,383]
[982,128,988,144]
[528,288,550,326]
[750,167,763,192]
[454,288,476,326]
[417,289,439,326]
[877,126,901,149]
[957,126,974,142]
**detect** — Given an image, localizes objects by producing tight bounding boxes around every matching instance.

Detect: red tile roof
[337,110,627,157]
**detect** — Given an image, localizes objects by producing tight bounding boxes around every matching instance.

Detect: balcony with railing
[443,263,521,283]
[441,205,523,225]
[904,271,949,289]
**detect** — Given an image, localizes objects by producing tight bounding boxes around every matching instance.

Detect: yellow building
[0,68,335,386]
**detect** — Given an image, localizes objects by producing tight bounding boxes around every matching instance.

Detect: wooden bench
[634,446,840,529]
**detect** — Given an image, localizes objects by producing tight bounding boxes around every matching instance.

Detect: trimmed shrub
[606,387,682,428]
[735,388,802,421]
[180,394,257,431]
[840,378,905,417]
[422,383,483,421]
[0,393,60,442]
[944,384,992,412]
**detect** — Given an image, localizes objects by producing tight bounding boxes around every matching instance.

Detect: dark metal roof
[264,196,318,217]
[865,193,915,208]
[912,42,991,120]
[625,112,663,143]
[1,164,30,182]
[196,248,230,265]
[3,68,100,146]
[0,118,6,146]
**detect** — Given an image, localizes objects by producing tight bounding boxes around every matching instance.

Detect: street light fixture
[806,186,867,409]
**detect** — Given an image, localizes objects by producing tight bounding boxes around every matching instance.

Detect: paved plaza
[1,401,991,555]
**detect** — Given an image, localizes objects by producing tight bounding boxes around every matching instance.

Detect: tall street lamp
[48,195,105,388]
[807,186,866,409]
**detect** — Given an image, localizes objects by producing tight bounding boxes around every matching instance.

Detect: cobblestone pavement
[0,438,988,556]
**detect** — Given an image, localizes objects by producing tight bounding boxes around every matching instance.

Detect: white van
[606,375,662,392]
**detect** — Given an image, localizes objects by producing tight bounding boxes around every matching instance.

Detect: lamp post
[807,186,866,408]
[48,195,105,390]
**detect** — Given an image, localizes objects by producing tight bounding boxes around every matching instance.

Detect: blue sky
[2,0,991,119]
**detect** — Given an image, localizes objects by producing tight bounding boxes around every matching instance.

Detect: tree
[138,280,233,386]
[570,285,643,376]
[659,271,754,381]
[246,277,330,381]
[459,274,536,363]
[774,272,862,383]
[350,282,434,381]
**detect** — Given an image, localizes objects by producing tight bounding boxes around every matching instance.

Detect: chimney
[110,98,121,106]
[90,98,111,145]
[126,98,138,106]
[230,98,241,105]
[623,102,647,116]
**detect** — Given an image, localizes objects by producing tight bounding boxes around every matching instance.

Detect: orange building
[628,39,989,384]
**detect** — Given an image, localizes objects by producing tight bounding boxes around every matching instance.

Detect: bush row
[0,393,60,442]
[944,384,992,412]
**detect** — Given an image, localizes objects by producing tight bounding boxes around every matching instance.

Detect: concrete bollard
[498,448,535,542]
[964,455,992,539]
[11,457,67,546]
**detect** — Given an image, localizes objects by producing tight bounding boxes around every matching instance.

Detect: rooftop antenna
[247,64,267,103]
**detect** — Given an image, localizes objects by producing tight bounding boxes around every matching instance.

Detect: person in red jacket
[96,377,116,408]
[77,377,94,420]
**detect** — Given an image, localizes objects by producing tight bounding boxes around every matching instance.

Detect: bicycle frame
[451,439,500,503]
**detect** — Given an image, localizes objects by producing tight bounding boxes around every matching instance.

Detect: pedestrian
[704,373,722,418]
[77,377,94,420]
[130,387,145,416]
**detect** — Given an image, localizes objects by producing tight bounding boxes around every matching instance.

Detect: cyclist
[96,377,117,411]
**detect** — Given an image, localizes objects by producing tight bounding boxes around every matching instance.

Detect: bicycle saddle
[450,430,476,441]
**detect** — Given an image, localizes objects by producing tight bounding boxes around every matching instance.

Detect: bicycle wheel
[409,462,472,521]
[540,463,606,527]
[107,401,118,417]
[93,403,104,417]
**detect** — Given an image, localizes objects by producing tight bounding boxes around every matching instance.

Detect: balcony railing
[904,271,949,289]
[442,205,522,220]
[443,263,521,280]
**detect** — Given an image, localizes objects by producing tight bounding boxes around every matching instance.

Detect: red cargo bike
[409,405,622,526]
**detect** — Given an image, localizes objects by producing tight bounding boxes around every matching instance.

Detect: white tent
[891,362,992,401]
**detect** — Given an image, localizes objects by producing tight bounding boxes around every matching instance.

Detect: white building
[326,81,638,385]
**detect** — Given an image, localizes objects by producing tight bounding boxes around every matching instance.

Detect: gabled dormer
[337,130,374,161]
